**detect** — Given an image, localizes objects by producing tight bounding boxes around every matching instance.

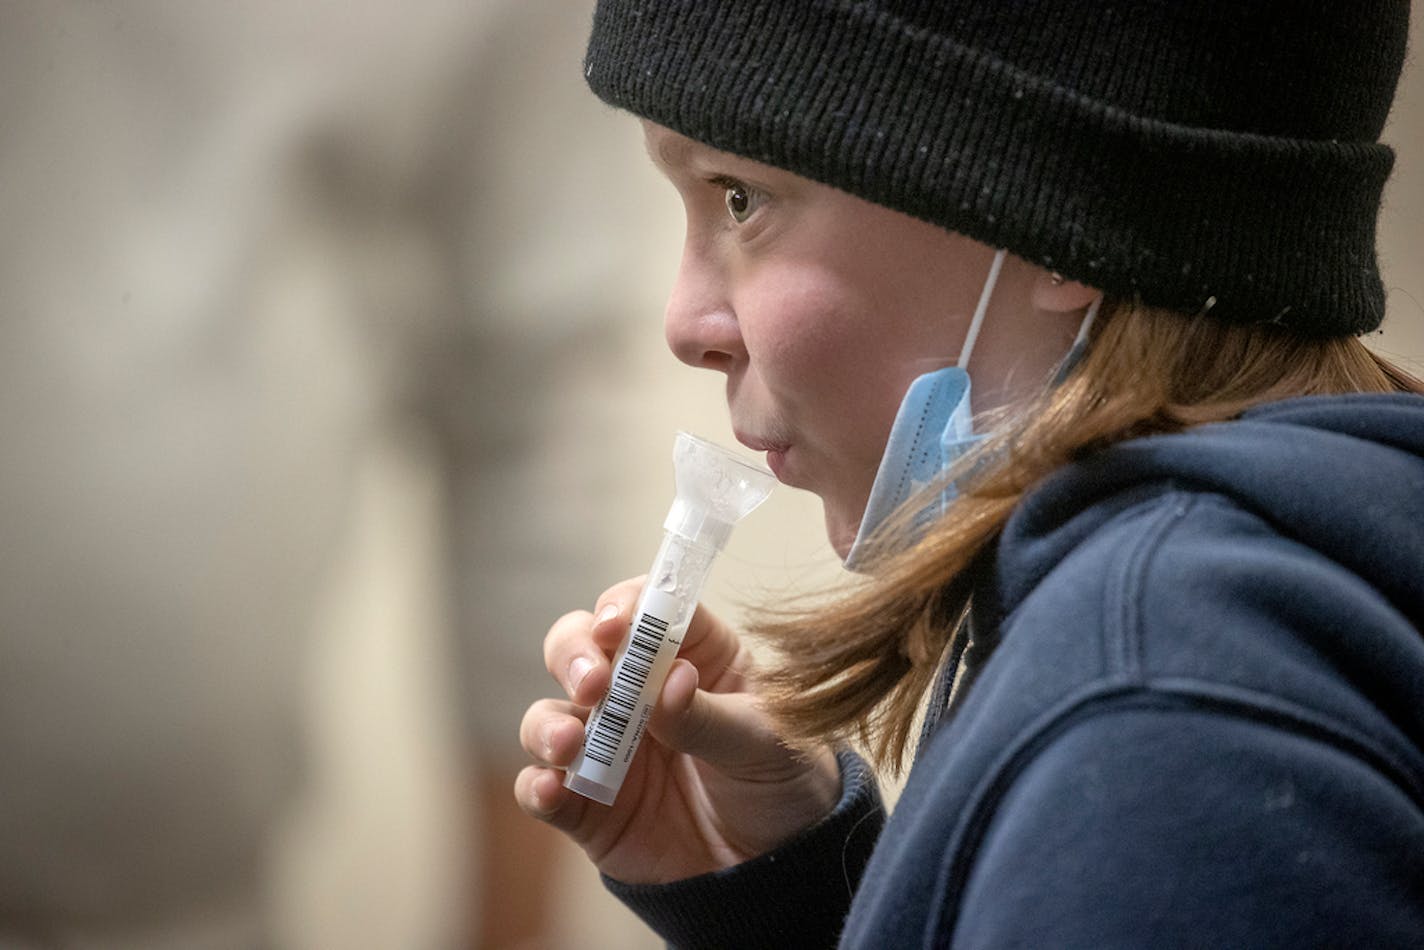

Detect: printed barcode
[582,611,670,768]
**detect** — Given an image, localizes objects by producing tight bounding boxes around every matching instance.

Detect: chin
[822,504,859,561]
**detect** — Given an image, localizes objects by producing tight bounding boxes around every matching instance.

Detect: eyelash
[708,174,765,225]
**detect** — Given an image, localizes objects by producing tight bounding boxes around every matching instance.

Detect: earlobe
[1032,269,1100,314]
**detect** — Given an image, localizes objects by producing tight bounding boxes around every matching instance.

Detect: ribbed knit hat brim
[585,0,1408,337]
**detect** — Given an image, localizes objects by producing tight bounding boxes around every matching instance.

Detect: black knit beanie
[585,0,1409,337]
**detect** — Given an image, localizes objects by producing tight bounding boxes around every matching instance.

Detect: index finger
[599,577,750,695]
[589,576,647,650]
[542,577,647,706]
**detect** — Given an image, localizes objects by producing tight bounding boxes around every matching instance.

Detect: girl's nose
[663,248,744,374]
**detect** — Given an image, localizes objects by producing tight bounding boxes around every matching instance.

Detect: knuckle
[672,693,712,751]
[598,575,646,609]
[543,609,594,669]
[517,703,548,753]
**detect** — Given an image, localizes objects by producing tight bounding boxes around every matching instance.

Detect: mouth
[734,430,792,480]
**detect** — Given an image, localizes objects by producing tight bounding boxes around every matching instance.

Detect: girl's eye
[719,179,764,224]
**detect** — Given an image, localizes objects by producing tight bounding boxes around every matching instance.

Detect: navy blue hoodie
[608,393,1424,948]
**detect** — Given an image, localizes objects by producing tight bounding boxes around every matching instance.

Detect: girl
[519,1,1424,946]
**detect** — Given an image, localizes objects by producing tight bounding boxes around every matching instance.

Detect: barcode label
[582,610,671,767]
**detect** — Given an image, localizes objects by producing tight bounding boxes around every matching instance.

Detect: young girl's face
[645,123,1011,555]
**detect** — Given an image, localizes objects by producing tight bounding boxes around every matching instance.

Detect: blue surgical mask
[843,252,1099,571]
[841,363,982,570]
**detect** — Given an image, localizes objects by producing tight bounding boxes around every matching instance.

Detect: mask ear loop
[1073,295,1103,349]
[957,247,1007,372]
[1049,293,1104,386]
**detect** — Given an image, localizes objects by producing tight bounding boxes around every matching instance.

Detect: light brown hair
[751,298,1424,772]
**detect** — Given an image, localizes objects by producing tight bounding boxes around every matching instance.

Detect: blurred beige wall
[0,0,672,946]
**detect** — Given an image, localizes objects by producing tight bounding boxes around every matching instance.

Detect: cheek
[744,273,917,462]
[745,276,885,402]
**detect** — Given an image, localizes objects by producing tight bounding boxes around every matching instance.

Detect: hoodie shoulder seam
[1105,486,1196,682]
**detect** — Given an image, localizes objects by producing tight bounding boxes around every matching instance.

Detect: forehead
[641,121,700,171]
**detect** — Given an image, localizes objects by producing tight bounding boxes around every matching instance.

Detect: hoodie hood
[999,393,1424,634]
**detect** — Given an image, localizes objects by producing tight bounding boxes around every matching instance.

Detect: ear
[1030,268,1100,314]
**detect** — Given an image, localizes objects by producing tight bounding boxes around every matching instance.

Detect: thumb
[648,659,793,777]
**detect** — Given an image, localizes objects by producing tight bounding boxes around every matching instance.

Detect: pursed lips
[734,429,794,482]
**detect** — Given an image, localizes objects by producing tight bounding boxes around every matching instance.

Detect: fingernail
[595,603,620,626]
[569,656,595,693]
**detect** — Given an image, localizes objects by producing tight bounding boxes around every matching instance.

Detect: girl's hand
[515,576,841,884]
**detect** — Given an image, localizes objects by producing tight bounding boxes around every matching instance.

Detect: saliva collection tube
[564,432,776,806]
